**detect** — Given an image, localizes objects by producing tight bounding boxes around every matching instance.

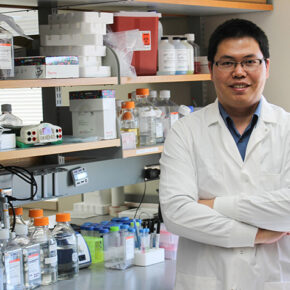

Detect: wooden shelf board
[0,74,211,88]
[123,145,164,158]
[0,139,121,161]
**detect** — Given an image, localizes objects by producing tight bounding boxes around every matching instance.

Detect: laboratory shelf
[0,74,211,89]
[123,144,164,158]
[0,139,121,162]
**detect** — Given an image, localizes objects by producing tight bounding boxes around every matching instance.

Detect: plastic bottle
[184,33,200,74]
[52,213,79,280]
[157,36,176,75]
[0,104,23,126]
[171,37,187,75]
[31,216,58,285]
[178,105,192,118]
[120,101,139,146]
[0,228,24,290]
[139,108,157,146]
[144,228,150,250]
[180,37,194,74]
[122,225,135,269]
[13,224,41,289]
[156,90,179,138]
[27,209,43,237]
[0,27,14,79]
[102,228,110,264]
[105,226,121,269]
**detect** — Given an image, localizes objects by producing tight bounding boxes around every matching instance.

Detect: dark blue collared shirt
[218,100,261,161]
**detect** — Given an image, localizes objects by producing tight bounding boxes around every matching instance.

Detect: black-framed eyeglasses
[214,58,266,72]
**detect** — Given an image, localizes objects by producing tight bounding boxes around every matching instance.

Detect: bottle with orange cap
[52,213,79,280]
[9,207,26,231]
[27,208,43,237]
[31,216,58,285]
[120,101,139,146]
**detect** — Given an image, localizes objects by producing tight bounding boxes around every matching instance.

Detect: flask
[9,207,26,232]
[157,36,176,75]
[0,104,23,126]
[27,208,43,237]
[171,37,187,75]
[0,228,24,290]
[120,101,139,146]
[180,37,194,74]
[52,213,79,280]
[14,224,41,289]
[139,108,157,146]
[31,216,58,285]
[184,33,200,73]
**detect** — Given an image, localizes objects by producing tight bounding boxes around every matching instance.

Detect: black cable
[7,199,15,232]
[0,163,38,201]
[134,179,147,219]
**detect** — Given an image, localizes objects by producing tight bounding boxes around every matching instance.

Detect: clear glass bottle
[120,101,139,146]
[52,213,79,280]
[156,90,179,138]
[184,33,200,74]
[27,209,43,237]
[0,228,24,290]
[171,37,187,75]
[0,27,14,79]
[9,207,26,232]
[31,216,57,285]
[0,104,23,126]
[14,224,41,289]
[139,108,157,146]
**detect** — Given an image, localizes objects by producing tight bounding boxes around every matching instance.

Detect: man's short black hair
[207,18,269,64]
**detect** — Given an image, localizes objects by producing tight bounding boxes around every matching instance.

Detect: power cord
[134,179,147,219]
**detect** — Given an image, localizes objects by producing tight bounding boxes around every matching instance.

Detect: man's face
[208,37,270,112]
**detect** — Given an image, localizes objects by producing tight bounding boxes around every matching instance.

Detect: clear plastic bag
[104,29,139,77]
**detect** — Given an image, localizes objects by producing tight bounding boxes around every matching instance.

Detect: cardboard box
[14,56,79,79]
[69,93,116,140]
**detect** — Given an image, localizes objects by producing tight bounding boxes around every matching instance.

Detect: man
[159,18,290,290]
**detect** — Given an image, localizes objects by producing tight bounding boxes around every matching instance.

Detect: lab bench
[40,260,176,290]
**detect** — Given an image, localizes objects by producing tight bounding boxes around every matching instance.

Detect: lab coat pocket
[259,173,281,191]
[264,281,290,290]
[175,272,216,290]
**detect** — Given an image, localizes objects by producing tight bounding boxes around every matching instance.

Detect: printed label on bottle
[0,43,12,69]
[170,112,179,126]
[45,255,57,265]
[159,49,176,72]
[155,122,163,138]
[4,253,21,286]
[28,252,41,281]
[125,236,135,260]
[176,49,188,71]
[49,243,57,252]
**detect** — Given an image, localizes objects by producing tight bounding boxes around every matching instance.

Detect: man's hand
[255,229,286,244]
[198,198,215,209]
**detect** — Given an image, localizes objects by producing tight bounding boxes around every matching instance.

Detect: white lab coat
[159,97,290,290]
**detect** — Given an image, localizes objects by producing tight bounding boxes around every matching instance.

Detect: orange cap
[34,216,49,226]
[29,209,43,218]
[56,213,71,223]
[136,88,149,95]
[9,207,23,216]
[122,112,133,121]
[124,101,135,109]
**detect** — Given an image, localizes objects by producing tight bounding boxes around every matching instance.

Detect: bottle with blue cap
[105,226,121,269]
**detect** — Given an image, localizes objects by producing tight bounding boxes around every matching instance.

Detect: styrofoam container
[40,45,106,57]
[40,22,107,35]
[40,33,103,46]
[70,98,116,139]
[78,56,102,67]
[79,65,111,78]
[134,248,165,266]
[48,12,113,25]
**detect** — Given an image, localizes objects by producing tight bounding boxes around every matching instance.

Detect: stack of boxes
[40,11,113,77]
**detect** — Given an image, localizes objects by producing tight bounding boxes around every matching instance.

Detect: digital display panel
[42,127,52,135]
[75,171,88,181]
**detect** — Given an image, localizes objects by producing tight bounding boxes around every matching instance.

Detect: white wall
[203,0,290,111]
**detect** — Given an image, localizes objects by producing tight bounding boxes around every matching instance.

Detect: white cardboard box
[70,98,116,139]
